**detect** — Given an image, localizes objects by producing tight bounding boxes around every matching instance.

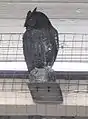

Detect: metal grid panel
[58,33,88,62]
[0,33,88,62]
[0,78,88,103]
[0,33,24,62]
[0,78,88,102]
[1,33,88,117]
[0,78,88,117]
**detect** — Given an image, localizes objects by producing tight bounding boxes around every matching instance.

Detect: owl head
[24,7,52,29]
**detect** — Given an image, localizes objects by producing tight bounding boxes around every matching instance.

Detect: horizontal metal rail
[0,32,88,62]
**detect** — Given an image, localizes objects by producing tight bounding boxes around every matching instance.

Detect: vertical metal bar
[0,34,2,45]
[6,34,12,60]
[15,33,21,61]
[80,34,84,62]
[71,34,75,62]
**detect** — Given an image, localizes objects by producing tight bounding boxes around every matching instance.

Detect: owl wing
[23,30,47,72]
[43,27,59,66]
[23,30,36,72]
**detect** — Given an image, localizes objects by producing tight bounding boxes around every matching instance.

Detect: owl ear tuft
[32,7,37,13]
[27,10,31,16]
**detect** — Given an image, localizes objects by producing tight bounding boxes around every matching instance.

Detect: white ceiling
[0,0,88,33]
[1,0,88,2]
[0,0,88,19]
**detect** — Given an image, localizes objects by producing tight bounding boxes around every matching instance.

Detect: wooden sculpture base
[28,82,63,104]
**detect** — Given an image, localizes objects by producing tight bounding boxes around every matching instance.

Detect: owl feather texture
[23,7,59,82]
